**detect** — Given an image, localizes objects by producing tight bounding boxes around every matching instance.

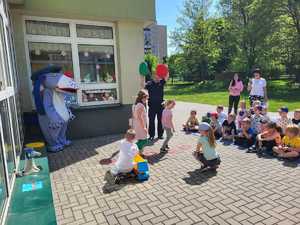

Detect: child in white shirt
[251,105,265,135]
[277,107,292,134]
[217,105,227,125]
[111,129,139,176]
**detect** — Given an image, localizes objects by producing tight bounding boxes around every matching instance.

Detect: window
[28,42,73,74]
[0,136,7,213]
[26,20,70,37]
[82,88,118,104]
[76,24,113,39]
[0,1,23,221]
[9,97,21,157]
[0,100,15,181]
[25,18,119,107]
[0,15,10,89]
[78,45,115,84]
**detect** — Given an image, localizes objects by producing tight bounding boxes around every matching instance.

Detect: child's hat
[278,106,288,113]
[210,112,218,118]
[199,122,211,131]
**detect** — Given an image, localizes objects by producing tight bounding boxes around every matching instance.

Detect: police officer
[145,73,168,141]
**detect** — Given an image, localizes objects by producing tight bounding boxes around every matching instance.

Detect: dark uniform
[145,79,166,139]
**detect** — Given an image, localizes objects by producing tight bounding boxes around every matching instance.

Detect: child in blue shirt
[234,118,255,148]
[193,122,221,172]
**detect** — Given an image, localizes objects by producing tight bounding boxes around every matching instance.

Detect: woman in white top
[247,68,268,106]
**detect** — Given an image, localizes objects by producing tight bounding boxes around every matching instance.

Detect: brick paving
[49,102,300,225]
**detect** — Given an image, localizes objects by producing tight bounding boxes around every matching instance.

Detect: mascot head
[31,65,79,115]
[43,72,78,93]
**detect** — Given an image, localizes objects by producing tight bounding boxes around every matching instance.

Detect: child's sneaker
[166,145,170,149]
[199,165,209,172]
[246,145,257,153]
[160,148,167,153]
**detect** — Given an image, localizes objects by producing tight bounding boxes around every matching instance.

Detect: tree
[169,0,300,83]
[220,0,279,73]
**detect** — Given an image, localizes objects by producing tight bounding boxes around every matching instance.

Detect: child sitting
[234,118,255,148]
[210,112,222,139]
[251,105,265,135]
[222,113,237,141]
[292,109,300,127]
[237,100,248,128]
[261,105,271,122]
[202,112,211,123]
[273,125,300,159]
[110,129,139,176]
[183,110,199,132]
[193,122,221,172]
[276,107,292,134]
[255,122,282,155]
[161,100,176,152]
[249,100,262,115]
[260,119,269,133]
[217,105,227,125]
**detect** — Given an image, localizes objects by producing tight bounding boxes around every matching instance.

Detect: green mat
[6,157,57,225]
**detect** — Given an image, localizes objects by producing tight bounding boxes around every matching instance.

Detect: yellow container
[25,142,45,150]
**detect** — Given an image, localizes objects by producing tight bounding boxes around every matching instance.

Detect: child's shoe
[199,165,209,172]
[246,145,257,153]
[166,145,170,149]
[160,147,168,153]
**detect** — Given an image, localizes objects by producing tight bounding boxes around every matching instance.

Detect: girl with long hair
[132,90,149,153]
[193,122,221,172]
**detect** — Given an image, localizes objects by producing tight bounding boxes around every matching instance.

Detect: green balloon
[139,62,149,76]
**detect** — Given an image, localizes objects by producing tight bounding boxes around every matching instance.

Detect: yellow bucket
[25,142,45,150]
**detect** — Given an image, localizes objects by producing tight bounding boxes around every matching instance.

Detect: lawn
[165,80,300,112]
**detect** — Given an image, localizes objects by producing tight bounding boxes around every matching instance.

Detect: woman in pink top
[161,100,176,152]
[228,73,244,114]
[132,90,148,153]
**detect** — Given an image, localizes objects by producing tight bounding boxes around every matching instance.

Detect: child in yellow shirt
[273,125,300,159]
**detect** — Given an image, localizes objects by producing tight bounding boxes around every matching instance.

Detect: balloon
[139,62,149,77]
[156,64,169,79]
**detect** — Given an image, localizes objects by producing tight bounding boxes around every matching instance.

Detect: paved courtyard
[49,102,300,225]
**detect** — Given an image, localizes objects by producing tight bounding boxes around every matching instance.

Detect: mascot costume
[31,65,79,152]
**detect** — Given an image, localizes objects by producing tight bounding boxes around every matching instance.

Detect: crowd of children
[109,95,300,181]
[185,102,300,160]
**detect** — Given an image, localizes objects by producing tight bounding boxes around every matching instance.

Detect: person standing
[145,74,168,141]
[247,68,268,106]
[228,73,244,114]
[161,100,176,152]
[132,90,149,153]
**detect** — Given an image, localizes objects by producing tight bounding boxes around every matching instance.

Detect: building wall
[117,21,145,104]
[9,0,154,111]
[144,24,168,62]
[9,0,155,23]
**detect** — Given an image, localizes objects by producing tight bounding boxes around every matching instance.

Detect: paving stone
[49,102,300,225]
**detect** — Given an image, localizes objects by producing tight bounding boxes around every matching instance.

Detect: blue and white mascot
[31,65,79,152]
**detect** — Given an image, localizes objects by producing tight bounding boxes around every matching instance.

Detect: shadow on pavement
[145,151,168,165]
[99,150,119,165]
[49,135,122,172]
[183,168,217,185]
[102,171,139,194]
[281,158,300,168]
[144,138,159,147]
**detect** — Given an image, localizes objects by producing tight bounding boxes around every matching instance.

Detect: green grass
[165,80,300,112]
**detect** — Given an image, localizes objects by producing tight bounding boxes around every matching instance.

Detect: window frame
[23,16,120,107]
[0,0,22,222]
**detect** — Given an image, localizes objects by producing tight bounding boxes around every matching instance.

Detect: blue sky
[156,0,184,54]
[156,0,184,33]
[156,0,219,54]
